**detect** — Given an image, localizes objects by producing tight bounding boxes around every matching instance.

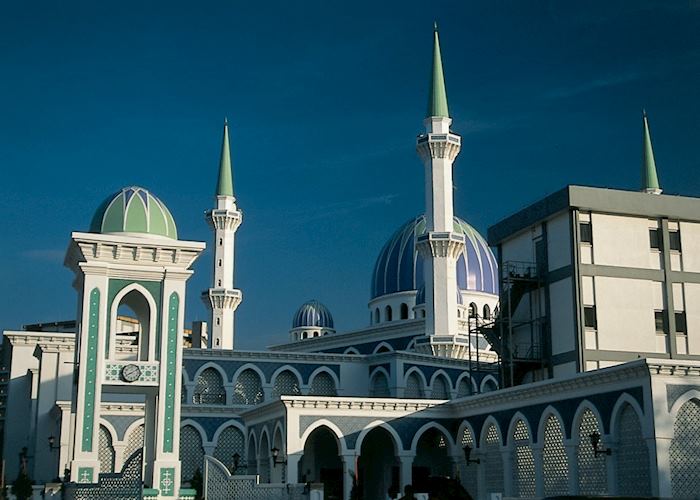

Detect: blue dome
[371,215,499,299]
[292,300,334,329]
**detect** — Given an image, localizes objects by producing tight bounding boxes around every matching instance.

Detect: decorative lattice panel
[272,371,301,397]
[670,399,700,498]
[204,456,308,500]
[460,428,478,498]
[542,415,568,496]
[258,449,271,484]
[122,424,144,467]
[233,369,264,405]
[404,373,425,398]
[64,449,142,500]
[616,404,651,496]
[181,425,205,482]
[483,424,503,495]
[512,420,535,498]
[213,426,245,473]
[577,409,607,495]
[194,368,226,405]
[98,426,115,473]
[181,376,187,403]
[309,372,337,396]
[370,372,390,397]
[431,376,450,399]
[457,379,472,398]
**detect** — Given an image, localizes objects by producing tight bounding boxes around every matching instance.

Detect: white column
[287,452,302,485]
[533,444,544,498]
[398,453,414,494]
[564,440,579,495]
[653,437,673,498]
[500,447,513,497]
[341,453,357,500]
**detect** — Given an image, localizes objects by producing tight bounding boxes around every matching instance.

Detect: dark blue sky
[1,1,699,349]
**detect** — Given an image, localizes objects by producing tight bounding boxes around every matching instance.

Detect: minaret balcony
[202,288,242,310]
[416,232,465,259]
[416,132,461,161]
[206,208,242,231]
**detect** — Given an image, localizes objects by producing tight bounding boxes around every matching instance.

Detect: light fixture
[589,431,611,457]
[463,445,480,465]
[231,452,246,472]
[48,435,59,451]
[271,447,287,467]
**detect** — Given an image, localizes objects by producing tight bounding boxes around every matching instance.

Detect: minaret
[203,119,242,349]
[415,25,464,356]
[641,110,662,195]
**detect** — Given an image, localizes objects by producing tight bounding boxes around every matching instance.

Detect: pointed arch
[299,419,349,455]
[355,420,403,453]
[508,413,535,499]
[343,347,360,355]
[109,282,158,360]
[271,366,302,397]
[193,365,227,405]
[429,370,452,399]
[573,402,607,495]
[455,373,477,398]
[232,366,264,405]
[370,367,391,397]
[410,421,456,455]
[403,367,427,399]
[480,375,498,393]
[456,420,477,447]
[373,342,394,354]
[610,393,646,438]
[506,411,533,444]
[539,408,569,497]
[480,417,504,496]
[231,362,266,385]
[669,388,700,418]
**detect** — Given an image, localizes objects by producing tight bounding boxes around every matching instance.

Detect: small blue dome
[371,215,499,299]
[292,300,334,329]
[415,284,464,305]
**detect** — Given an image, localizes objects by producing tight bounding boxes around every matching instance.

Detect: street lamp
[48,435,59,451]
[463,445,480,465]
[589,432,612,457]
[231,452,247,473]
[271,447,287,467]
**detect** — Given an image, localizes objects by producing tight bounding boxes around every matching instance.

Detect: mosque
[2,27,700,500]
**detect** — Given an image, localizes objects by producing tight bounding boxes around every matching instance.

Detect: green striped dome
[90,186,177,239]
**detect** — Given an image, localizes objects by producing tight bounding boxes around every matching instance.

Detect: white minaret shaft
[416,27,463,340]
[203,119,242,349]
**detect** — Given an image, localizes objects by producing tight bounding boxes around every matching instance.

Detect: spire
[216,119,234,197]
[641,110,662,195]
[427,23,449,119]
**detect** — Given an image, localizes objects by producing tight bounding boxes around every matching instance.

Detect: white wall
[547,212,571,271]
[549,279,576,356]
[594,277,661,353]
[591,214,660,269]
[685,283,700,355]
[680,221,700,272]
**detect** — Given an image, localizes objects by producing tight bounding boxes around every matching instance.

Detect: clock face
[121,364,141,383]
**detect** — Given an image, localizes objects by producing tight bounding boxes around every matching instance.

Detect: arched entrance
[413,427,453,493]
[358,427,399,500]
[299,426,342,500]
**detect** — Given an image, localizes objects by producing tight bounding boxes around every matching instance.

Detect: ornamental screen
[194,368,226,405]
[512,420,535,498]
[98,426,115,474]
[616,404,651,496]
[670,398,700,498]
[180,425,205,482]
[542,415,568,497]
[577,409,607,495]
[309,372,337,396]
[272,371,301,397]
[233,369,264,405]
[483,424,503,496]
[404,373,425,398]
[460,428,478,499]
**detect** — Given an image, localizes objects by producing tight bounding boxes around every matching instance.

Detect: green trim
[426,26,449,118]
[77,467,94,483]
[81,288,100,453]
[125,194,148,233]
[162,292,179,453]
[216,121,234,197]
[106,279,162,358]
[160,466,176,497]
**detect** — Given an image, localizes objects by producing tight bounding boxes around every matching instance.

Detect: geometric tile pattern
[309,372,337,396]
[194,368,226,405]
[232,369,264,405]
[542,414,568,497]
[430,376,450,399]
[180,425,205,482]
[670,398,700,498]
[213,427,245,473]
[370,372,390,397]
[616,404,651,497]
[404,373,425,399]
[577,409,606,495]
[104,362,159,383]
[272,371,301,398]
[482,424,503,496]
[64,449,143,500]
[123,425,144,467]
[459,428,478,499]
[98,426,115,473]
[512,420,535,498]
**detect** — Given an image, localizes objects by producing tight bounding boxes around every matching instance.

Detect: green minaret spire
[427,23,449,119]
[641,111,662,195]
[216,118,234,197]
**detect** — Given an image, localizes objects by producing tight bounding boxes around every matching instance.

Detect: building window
[385,306,393,322]
[649,229,662,250]
[583,306,597,329]
[400,303,409,320]
[675,312,687,334]
[669,230,681,252]
[655,310,667,334]
[469,303,478,318]
[483,304,491,320]
[579,222,592,244]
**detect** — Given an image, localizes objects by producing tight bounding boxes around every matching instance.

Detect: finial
[641,110,662,195]
[224,117,228,125]
[216,120,234,197]
[426,24,449,118]
[434,21,438,32]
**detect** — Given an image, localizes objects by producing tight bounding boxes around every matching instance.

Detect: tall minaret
[641,110,662,195]
[416,25,464,355]
[203,119,242,349]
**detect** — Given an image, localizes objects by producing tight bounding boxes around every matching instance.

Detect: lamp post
[48,436,59,452]
[589,432,612,457]
[271,447,287,467]
[463,445,480,466]
[231,452,247,473]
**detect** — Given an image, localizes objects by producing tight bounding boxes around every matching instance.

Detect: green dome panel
[90,186,178,239]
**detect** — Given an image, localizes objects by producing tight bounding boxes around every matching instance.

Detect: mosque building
[2,27,700,500]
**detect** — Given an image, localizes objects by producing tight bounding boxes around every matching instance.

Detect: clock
[121,364,141,383]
